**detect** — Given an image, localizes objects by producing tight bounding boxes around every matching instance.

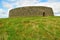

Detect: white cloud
[0,9,8,18]
[48,0,60,2]
[7,0,16,1]
[2,1,13,10]
[0,9,3,13]
[13,0,39,7]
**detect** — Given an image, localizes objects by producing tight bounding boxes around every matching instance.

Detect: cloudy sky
[0,0,60,18]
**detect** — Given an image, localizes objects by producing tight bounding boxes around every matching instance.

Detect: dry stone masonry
[9,6,54,17]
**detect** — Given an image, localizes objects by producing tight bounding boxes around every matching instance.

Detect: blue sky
[0,0,60,18]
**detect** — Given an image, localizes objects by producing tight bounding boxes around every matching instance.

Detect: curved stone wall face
[9,6,54,17]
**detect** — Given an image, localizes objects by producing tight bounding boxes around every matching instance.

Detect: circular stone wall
[9,6,54,17]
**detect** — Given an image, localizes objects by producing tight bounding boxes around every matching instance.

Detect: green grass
[0,16,60,40]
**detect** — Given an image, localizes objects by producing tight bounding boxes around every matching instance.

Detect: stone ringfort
[9,6,54,17]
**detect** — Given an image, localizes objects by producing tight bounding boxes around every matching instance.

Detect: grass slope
[0,16,60,40]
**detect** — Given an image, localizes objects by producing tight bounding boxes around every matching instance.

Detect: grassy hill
[0,16,60,40]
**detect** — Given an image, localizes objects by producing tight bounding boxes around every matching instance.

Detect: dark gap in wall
[43,12,45,16]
